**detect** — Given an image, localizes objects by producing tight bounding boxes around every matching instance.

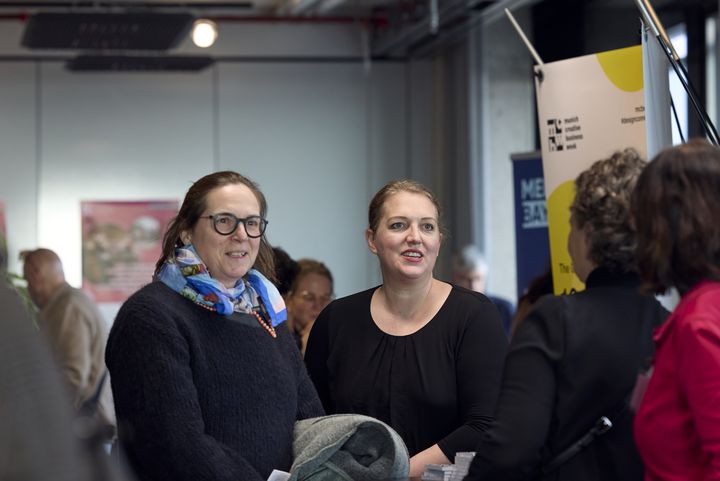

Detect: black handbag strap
[541,397,629,475]
[541,415,615,475]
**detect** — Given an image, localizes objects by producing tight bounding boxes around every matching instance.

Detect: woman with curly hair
[632,139,720,481]
[465,149,668,481]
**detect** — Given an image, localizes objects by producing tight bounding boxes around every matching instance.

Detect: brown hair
[272,246,299,296]
[155,171,275,281]
[289,258,334,295]
[571,148,646,274]
[367,179,444,233]
[632,139,720,294]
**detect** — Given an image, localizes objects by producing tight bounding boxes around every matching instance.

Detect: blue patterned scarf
[156,244,286,326]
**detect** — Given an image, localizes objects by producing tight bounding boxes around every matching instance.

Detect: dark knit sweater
[106,282,324,481]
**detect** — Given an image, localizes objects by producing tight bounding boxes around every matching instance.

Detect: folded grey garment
[289,414,410,481]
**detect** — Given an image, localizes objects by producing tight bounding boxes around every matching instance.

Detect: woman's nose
[406,224,421,243]
[230,222,248,241]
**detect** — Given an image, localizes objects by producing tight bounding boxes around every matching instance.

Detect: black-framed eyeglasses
[201,213,268,238]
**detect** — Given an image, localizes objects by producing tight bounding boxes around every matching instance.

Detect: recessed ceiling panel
[66,54,214,71]
[21,12,195,50]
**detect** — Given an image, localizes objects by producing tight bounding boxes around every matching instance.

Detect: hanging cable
[668,49,720,144]
[670,96,686,144]
[636,0,720,145]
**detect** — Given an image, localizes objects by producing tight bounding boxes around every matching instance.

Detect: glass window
[706,16,716,130]
[668,24,688,145]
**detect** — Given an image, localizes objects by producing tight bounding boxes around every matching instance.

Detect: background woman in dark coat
[465,149,668,481]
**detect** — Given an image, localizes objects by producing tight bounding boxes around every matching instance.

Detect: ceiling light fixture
[191,19,218,48]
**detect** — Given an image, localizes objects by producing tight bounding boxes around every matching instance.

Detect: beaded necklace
[250,310,277,338]
[195,298,277,338]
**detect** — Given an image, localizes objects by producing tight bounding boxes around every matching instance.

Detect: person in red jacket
[632,139,720,481]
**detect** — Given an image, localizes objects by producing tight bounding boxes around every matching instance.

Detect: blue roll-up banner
[512,151,550,299]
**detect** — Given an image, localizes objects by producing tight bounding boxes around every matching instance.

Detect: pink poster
[82,200,178,303]
[0,201,7,269]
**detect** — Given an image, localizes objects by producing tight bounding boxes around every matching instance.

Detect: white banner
[535,45,647,294]
[642,25,673,158]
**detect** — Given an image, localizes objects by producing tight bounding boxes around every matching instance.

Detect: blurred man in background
[0,279,130,481]
[22,248,115,435]
[452,244,515,336]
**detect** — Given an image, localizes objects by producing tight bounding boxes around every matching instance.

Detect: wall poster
[81,200,178,303]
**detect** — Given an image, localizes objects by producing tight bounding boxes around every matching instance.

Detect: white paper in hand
[266,469,290,481]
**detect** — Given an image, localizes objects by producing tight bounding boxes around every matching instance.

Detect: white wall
[218,61,376,296]
[0,20,407,323]
[0,15,538,314]
[37,63,216,284]
[480,9,536,301]
[0,62,38,275]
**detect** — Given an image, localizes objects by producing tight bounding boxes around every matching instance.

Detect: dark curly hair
[272,246,299,296]
[571,148,646,274]
[632,139,720,294]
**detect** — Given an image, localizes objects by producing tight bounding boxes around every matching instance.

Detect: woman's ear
[180,230,192,246]
[365,228,378,254]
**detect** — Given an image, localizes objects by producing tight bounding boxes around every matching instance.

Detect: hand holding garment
[290,414,409,481]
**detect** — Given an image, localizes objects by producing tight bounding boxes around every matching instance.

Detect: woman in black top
[465,149,668,481]
[305,179,507,477]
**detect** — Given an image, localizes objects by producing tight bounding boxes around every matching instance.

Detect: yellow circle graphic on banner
[547,180,586,295]
[596,45,643,92]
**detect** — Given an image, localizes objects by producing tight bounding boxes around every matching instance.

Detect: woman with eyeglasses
[106,171,324,481]
[304,179,507,477]
[286,259,334,356]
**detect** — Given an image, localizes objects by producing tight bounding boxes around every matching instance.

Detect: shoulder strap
[541,392,631,475]
[541,415,614,475]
